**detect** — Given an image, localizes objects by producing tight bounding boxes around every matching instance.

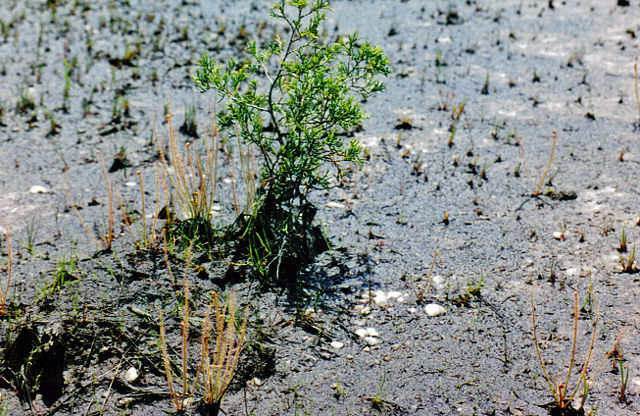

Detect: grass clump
[193,0,390,281]
[156,106,219,250]
[159,252,247,415]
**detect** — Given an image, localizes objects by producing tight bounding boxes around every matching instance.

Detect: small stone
[330,341,344,349]
[373,290,388,305]
[432,275,446,290]
[364,336,381,346]
[123,367,138,383]
[387,290,402,299]
[565,267,578,276]
[125,182,136,187]
[355,327,379,338]
[29,185,49,194]
[552,231,563,240]
[117,397,134,408]
[252,377,263,386]
[355,328,368,338]
[424,303,446,317]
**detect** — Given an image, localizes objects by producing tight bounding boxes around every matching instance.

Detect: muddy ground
[1,0,640,415]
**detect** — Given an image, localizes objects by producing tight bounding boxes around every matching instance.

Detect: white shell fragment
[325,201,346,209]
[424,303,446,317]
[355,327,379,338]
[552,231,563,240]
[123,367,138,383]
[29,185,49,194]
[361,290,406,307]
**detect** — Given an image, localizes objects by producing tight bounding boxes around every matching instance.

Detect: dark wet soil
[1,0,640,415]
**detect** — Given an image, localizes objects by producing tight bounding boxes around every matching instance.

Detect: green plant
[180,105,198,138]
[530,290,608,412]
[45,110,60,136]
[367,371,389,410]
[20,218,39,256]
[16,88,35,114]
[1,228,12,315]
[617,228,627,252]
[48,254,79,294]
[617,354,629,403]
[619,244,637,273]
[193,0,390,280]
[62,58,71,112]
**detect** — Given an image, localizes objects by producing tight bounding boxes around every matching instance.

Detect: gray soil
[1,0,640,415]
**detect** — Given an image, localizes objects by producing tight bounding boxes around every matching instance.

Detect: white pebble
[330,341,344,349]
[373,291,388,306]
[552,231,563,240]
[29,185,49,194]
[432,275,446,290]
[125,182,137,187]
[424,303,446,317]
[123,367,138,383]
[364,336,381,346]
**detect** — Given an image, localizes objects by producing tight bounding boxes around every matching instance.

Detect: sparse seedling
[533,130,557,197]
[617,228,627,252]
[45,110,60,136]
[65,151,115,251]
[619,244,637,273]
[200,292,247,416]
[481,72,489,95]
[0,228,12,315]
[531,290,611,413]
[634,59,640,126]
[180,105,198,138]
[159,251,246,415]
[16,88,35,114]
[156,105,220,248]
[411,249,443,302]
[618,358,629,403]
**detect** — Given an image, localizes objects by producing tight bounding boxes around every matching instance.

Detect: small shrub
[194,0,390,281]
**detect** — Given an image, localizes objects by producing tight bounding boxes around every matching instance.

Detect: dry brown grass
[0,227,12,315]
